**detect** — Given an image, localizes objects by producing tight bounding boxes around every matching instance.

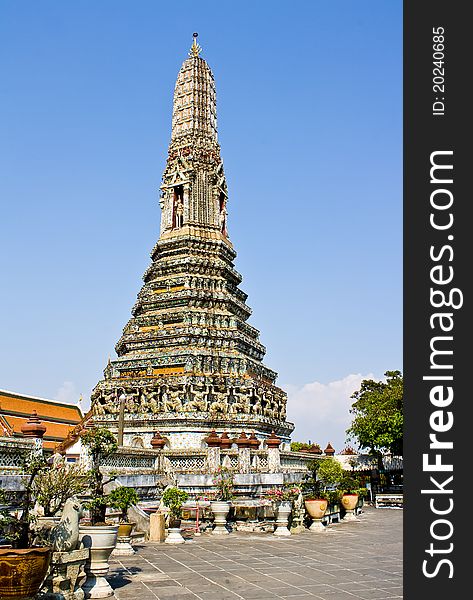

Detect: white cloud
[54,381,80,405]
[283,373,375,453]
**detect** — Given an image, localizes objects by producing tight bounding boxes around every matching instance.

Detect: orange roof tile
[0,389,82,445]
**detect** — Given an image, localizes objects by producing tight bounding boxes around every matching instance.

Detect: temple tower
[91,35,294,449]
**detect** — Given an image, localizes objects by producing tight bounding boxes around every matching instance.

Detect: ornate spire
[189,32,202,58]
[171,36,217,143]
[159,36,225,239]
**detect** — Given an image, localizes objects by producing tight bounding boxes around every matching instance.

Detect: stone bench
[375,493,403,508]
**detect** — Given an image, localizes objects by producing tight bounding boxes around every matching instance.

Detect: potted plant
[0,454,53,600]
[108,487,139,555]
[265,484,301,536]
[302,458,343,531]
[32,455,89,519]
[339,473,364,520]
[210,466,234,535]
[78,426,119,599]
[161,487,189,544]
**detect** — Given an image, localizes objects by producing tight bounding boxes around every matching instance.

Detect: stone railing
[0,437,37,474]
[162,449,208,473]
[101,447,157,471]
[279,451,314,472]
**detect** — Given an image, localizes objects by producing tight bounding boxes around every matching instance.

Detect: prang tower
[91,36,294,448]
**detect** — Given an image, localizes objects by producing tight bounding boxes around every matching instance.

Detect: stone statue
[251,389,262,415]
[174,196,184,228]
[52,497,82,552]
[51,497,83,552]
[231,388,249,414]
[93,399,105,416]
[290,492,305,534]
[163,388,182,412]
[102,391,119,414]
[208,388,227,413]
[187,384,208,411]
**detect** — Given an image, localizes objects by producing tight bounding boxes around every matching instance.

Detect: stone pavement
[109,506,403,600]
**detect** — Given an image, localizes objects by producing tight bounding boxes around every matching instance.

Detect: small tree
[301,458,343,501]
[81,426,118,525]
[212,467,235,501]
[108,487,139,523]
[346,370,403,469]
[0,453,49,548]
[161,487,189,527]
[32,457,90,517]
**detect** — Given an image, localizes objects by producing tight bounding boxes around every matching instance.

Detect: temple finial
[189,32,202,58]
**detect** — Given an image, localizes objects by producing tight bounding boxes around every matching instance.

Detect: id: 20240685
[432,26,445,116]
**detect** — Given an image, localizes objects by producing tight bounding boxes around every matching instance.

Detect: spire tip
[189,33,202,58]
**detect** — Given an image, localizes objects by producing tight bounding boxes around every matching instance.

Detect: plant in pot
[161,487,189,544]
[339,473,365,521]
[265,484,301,536]
[210,466,234,535]
[32,455,89,520]
[0,453,53,600]
[78,426,119,599]
[302,458,343,531]
[108,487,139,556]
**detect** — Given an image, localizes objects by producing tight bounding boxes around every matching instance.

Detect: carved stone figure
[208,388,227,413]
[51,497,83,552]
[230,388,249,414]
[187,384,208,411]
[102,391,119,415]
[174,196,184,228]
[163,388,182,412]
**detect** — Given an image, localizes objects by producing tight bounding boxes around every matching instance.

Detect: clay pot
[341,494,359,521]
[341,494,359,511]
[304,499,328,520]
[0,547,52,600]
[117,523,134,538]
[304,499,328,532]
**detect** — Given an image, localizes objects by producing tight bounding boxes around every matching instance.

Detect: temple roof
[0,388,83,450]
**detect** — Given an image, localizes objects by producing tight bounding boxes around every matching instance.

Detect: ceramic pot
[165,527,185,544]
[78,524,118,598]
[304,499,328,531]
[210,501,231,535]
[117,523,134,538]
[341,494,359,520]
[112,523,136,556]
[0,547,52,600]
[274,501,292,536]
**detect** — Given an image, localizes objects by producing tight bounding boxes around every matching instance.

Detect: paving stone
[109,507,402,600]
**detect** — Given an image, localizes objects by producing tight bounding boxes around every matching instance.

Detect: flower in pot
[0,453,53,600]
[108,487,139,556]
[78,426,119,599]
[265,484,301,536]
[161,487,189,544]
[302,457,344,531]
[210,467,234,535]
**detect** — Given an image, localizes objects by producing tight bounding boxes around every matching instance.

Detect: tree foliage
[32,456,89,516]
[346,370,403,456]
[81,426,118,524]
[301,458,344,501]
[0,453,49,547]
[108,487,139,522]
[161,487,189,525]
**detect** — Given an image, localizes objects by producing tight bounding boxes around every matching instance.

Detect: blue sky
[0,1,402,450]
